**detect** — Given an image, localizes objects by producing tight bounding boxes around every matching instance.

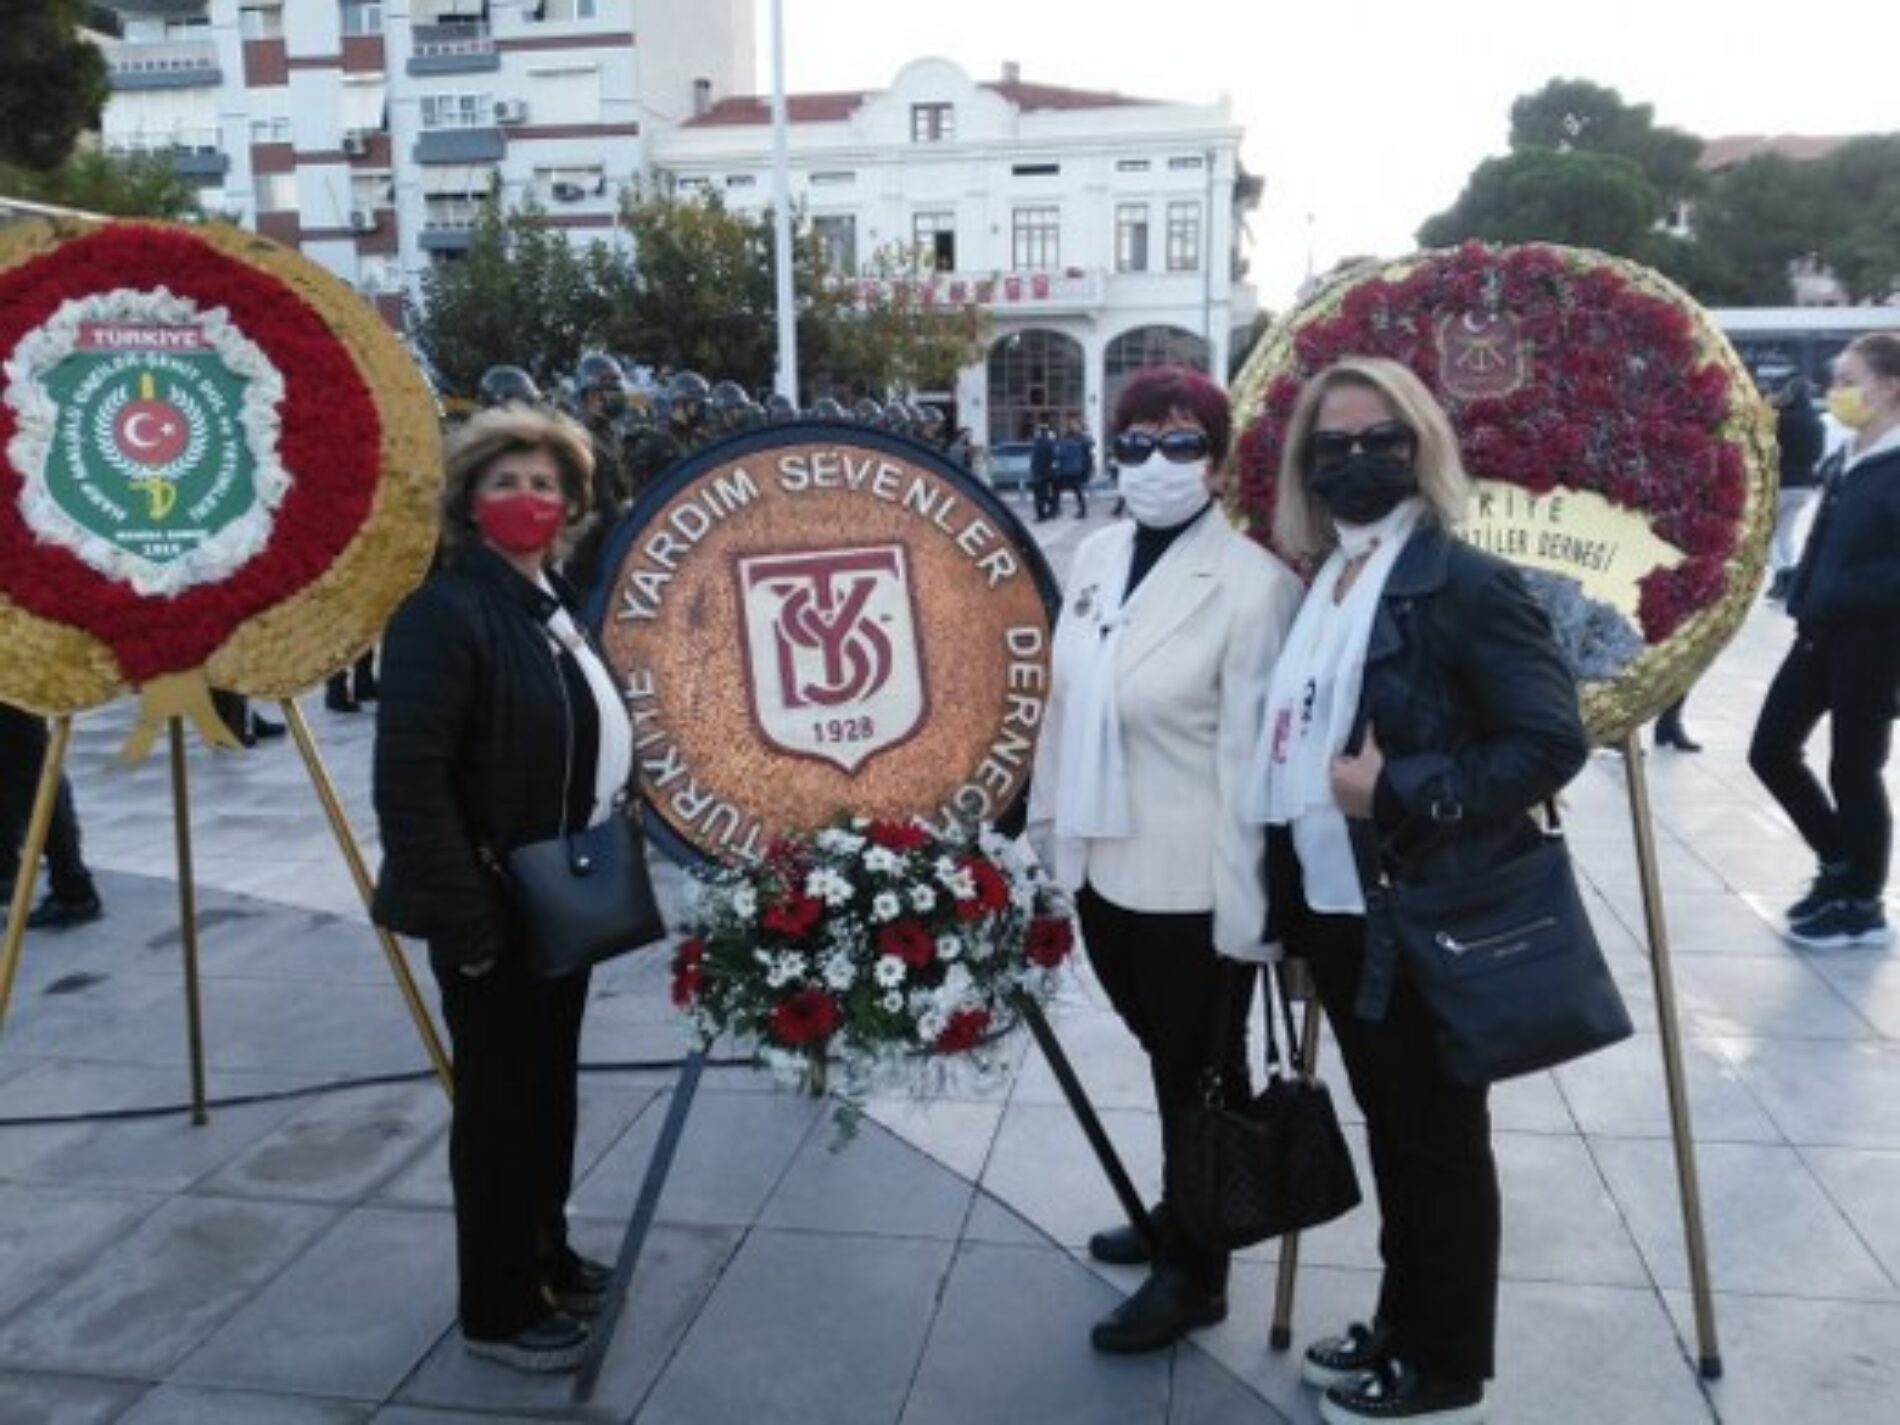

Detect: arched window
[1102,325,1209,424]
[986,329,1084,445]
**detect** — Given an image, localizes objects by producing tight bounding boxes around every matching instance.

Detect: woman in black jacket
[1252,357,1586,1424]
[1749,331,1900,951]
[373,406,633,1372]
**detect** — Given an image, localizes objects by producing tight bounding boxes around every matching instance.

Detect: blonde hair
[439,403,595,555]
[1273,356,1470,562]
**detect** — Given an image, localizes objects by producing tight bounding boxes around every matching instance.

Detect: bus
[1711,307,1899,392]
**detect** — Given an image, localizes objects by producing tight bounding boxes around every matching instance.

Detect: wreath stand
[1262,735,1721,1378]
[0,698,453,1121]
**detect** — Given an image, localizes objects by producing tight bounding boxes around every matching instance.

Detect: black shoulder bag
[1167,961,1362,1250]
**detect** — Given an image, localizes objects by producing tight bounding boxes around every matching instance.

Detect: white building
[655,57,1260,448]
[97,0,752,326]
[97,7,1259,447]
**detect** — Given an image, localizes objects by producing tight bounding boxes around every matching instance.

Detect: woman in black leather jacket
[1253,357,1586,1424]
[374,406,632,1373]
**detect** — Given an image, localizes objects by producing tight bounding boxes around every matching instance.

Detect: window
[239,5,284,41]
[420,94,491,129]
[910,103,954,143]
[1168,155,1205,171]
[813,214,857,276]
[341,2,383,34]
[1115,158,1151,173]
[913,210,955,271]
[1011,205,1060,271]
[535,0,599,17]
[255,172,298,212]
[536,165,605,201]
[249,116,292,145]
[350,173,393,210]
[810,170,855,186]
[1166,200,1202,272]
[1115,203,1149,274]
[726,174,756,189]
[1012,163,1058,177]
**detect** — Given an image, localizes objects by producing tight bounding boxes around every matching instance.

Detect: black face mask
[1309,454,1417,525]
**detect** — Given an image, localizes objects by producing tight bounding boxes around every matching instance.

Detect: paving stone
[120,1385,371,1423]
[1713,1036,1900,1148]
[0,1184,162,1322]
[1496,1131,1651,1286]
[1553,1033,1782,1144]
[0,1372,147,1423]
[759,1117,974,1238]
[0,1196,334,1377]
[1664,1289,1900,1425]
[173,1206,456,1399]
[1796,1146,1900,1285]
[201,1083,446,1204]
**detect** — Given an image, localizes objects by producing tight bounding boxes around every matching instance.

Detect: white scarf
[1248,499,1423,913]
[1052,531,1162,839]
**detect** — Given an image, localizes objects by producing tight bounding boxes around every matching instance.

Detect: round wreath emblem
[0,217,442,714]
[1229,240,1775,743]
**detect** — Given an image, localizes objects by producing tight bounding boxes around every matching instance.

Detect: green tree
[0,0,110,172]
[1815,134,1900,302]
[411,192,600,396]
[0,149,200,220]
[1509,78,1704,208]
[1683,152,1824,303]
[812,241,987,398]
[1418,148,1661,254]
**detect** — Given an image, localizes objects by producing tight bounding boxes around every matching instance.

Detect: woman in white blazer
[1028,366,1302,1354]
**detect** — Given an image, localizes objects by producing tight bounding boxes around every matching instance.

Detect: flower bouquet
[671,815,1074,1119]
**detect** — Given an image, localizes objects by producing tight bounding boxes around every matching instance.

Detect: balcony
[845,267,1106,316]
[106,39,221,91]
[408,22,499,75]
[414,127,505,164]
[104,129,229,178]
[419,198,483,251]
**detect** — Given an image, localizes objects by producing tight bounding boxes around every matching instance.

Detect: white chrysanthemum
[909,884,937,914]
[816,828,866,855]
[805,867,854,907]
[935,933,963,962]
[966,933,996,962]
[821,950,857,991]
[729,885,759,920]
[863,846,903,876]
[764,952,809,989]
[871,891,903,923]
[881,989,905,1014]
[936,861,977,900]
[874,956,907,988]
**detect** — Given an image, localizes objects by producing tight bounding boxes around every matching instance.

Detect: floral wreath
[1229,241,1775,742]
[672,814,1074,1120]
[0,218,442,713]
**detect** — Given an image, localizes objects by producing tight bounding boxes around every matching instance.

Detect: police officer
[565,353,635,597]
[666,371,712,452]
[478,365,541,409]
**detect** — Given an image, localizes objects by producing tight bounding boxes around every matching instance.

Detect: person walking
[372,405,632,1372]
[1748,332,1900,950]
[0,702,103,930]
[1028,366,1303,1355]
[1055,419,1094,518]
[1768,377,1827,602]
[1253,356,1587,1423]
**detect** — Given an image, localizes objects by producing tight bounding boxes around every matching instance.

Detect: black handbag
[1369,803,1632,1086]
[504,811,666,980]
[1167,962,1363,1250]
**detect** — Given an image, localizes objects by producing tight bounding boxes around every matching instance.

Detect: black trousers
[1076,883,1251,1286]
[432,950,591,1338]
[1749,627,1897,899]
[0,704,94,902]
[1293,894,1498,1384]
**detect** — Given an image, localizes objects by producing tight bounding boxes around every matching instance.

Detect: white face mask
[1120,454,1210,528]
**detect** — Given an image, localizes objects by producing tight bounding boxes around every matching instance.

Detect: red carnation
[1025,915,1075,969]
[671,938,705,1007]
[876,919,935,968]
[769,988,842,1047]
[934,1007,992,1054]
[762,892,824,938]
[954,856,1010,921]
[867,819,932,851]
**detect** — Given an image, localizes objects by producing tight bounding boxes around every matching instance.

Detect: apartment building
[653,57,1260,447]
[98,0,753,326]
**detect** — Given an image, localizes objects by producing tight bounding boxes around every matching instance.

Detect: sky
[753,0,1895,310]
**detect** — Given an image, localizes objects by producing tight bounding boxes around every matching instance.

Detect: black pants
[1077,883,1251,1287]
[1749,628,1897,899]
[0,704,94,902]
[1058,474,1089,516]
[1293,893,1498,1384]
[432,950,590,1338]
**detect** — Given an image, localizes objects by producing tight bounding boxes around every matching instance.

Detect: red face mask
[475,492,565,554]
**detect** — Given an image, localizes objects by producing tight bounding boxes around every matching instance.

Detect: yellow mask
[1828,385,1872,429]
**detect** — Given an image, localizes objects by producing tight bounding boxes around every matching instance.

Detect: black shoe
[1655,721,1702,752]
[249,715,287,741]
[1087,1219,1155,1267]
[324,690,360,713]
[1303,1320,1395,1390]
[1785,899,1892,950]
[463,1311,589,1373]
[1320,1359,1485,1422]
[352,673,378,703]
[548,1254,614,1318]
[1787,861,1854,925]
[1089,1268,1225,1354]
[26,892,103,930]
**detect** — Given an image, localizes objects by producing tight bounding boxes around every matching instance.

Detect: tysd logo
[737,545,926,773]
[594,424,1058,864]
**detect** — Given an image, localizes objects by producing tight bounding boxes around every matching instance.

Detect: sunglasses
[1112,429,1212,465]
[1308,420,1415,469]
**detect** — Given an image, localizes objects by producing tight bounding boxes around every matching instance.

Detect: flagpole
[768,0,798,404]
